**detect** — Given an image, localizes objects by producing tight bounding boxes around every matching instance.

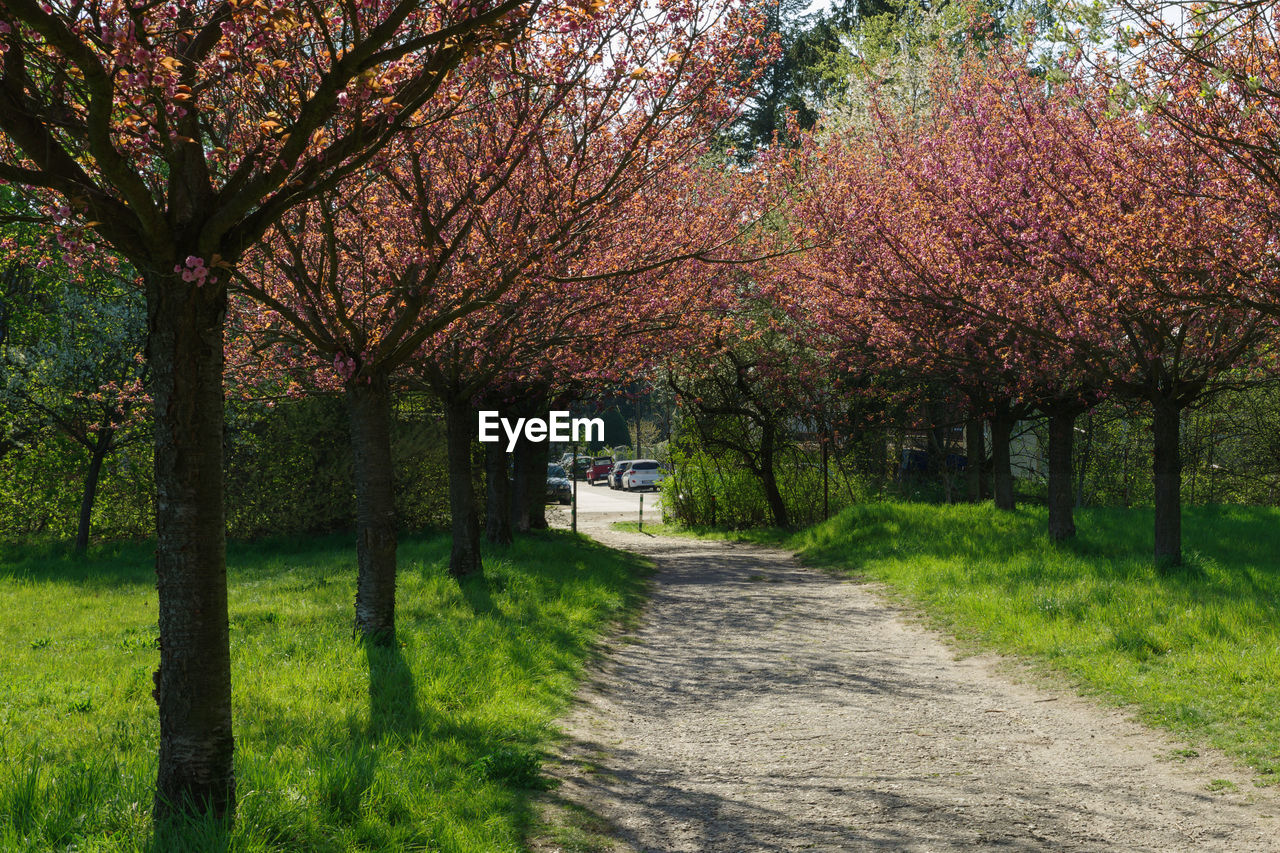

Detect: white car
[622,459,665,491]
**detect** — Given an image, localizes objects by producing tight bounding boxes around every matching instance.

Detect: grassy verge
[0,530,648,851]
[782,502,1280,781]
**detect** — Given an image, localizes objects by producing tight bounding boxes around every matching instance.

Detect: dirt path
[542,514,1279,852]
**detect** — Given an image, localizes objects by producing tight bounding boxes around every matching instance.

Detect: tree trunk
[1153,397,1183,566]
[965,416,984,504]
[893,428,905,484]
[146,273,234,822]
[759,421,790,528]
[74,430,113,554]
[990,408,1016,511]
[484,441,512,546]
[445,398,482,577]
[347,376,398,644]
[1047,408,1076,541]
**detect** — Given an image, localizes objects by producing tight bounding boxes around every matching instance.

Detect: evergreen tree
[731,0,899,156]
[601,408,632,450]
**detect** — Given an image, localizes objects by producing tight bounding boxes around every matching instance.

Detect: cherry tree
[782,46,1275,560]
[240,0,769,582]
[1109,2,1280,191]
[0,0,537,821]
[945,53,1276,562]
[410,174,753,576]
[775,87,1053,516]
[1096,4,1280,323]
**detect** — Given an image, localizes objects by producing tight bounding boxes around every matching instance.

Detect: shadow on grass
[309,640,427,828]
[5,527,651,849]
[295,630,557,843]
[0,539,157,587]
[797,502,1044,568]
[0,530,454,588]
[458,571,500,616]
[146,801,232,853]
[366,639,423,743]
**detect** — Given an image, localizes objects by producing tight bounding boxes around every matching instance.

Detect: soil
[538,512,1280,852]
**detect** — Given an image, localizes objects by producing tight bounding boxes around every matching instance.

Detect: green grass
[781,501,1280,781]
[0,530,649,851]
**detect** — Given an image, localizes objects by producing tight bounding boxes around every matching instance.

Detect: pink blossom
[333,352,358,381]
[175,255,212,286]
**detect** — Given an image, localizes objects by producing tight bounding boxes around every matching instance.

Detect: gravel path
[543,515,1280,852]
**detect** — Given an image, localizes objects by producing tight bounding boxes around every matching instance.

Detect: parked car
[608,460,632,490]
[546,464,572,505]
[557,454,592,479]
[622,459,664,491]
[586,456,615,485]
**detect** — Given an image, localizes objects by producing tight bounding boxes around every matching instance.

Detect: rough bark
[446,398,482,577]
[484,441,512,545]
[74,430,113,554]
[1153,397,1183,566]
[990,409,1016,511]
[965,417,984,504]
[347,376,398,644]
[146,273,234,821]
[1047,409,1077,541]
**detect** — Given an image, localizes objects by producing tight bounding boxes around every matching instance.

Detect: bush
[0,432,152,542]
[0,393,453,544]
[225,395,354,537]
[224,394,451,537]
[662,447,869,529]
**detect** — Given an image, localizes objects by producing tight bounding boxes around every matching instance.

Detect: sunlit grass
[0,530,648,851]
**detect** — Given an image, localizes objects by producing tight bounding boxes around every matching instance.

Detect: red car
[586,456,615,485]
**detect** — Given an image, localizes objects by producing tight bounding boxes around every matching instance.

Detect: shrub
[662,447,868,529]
